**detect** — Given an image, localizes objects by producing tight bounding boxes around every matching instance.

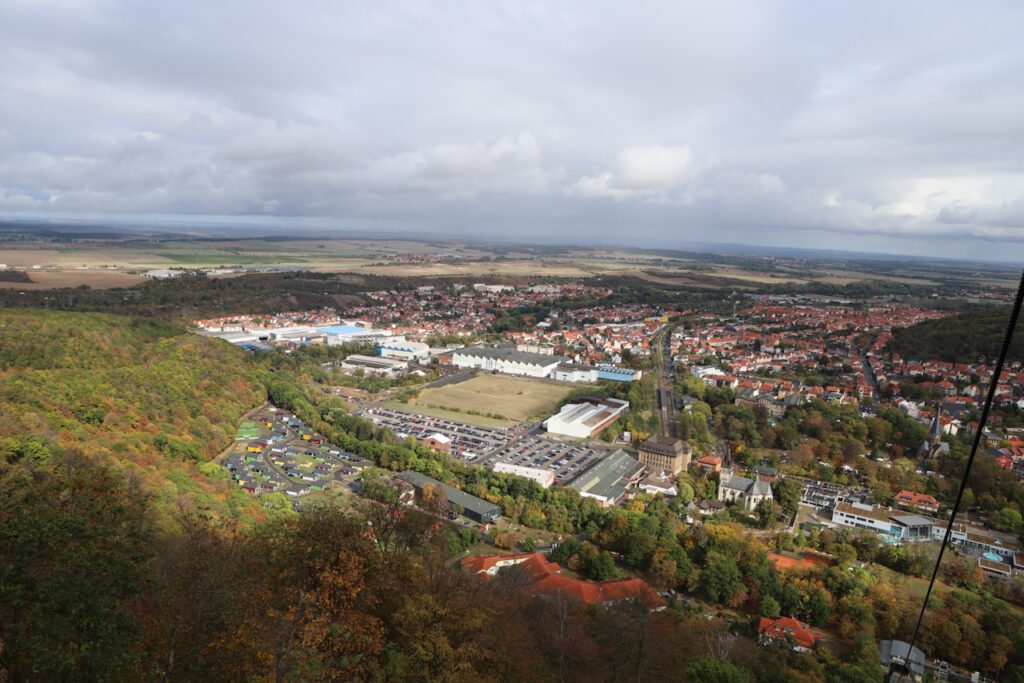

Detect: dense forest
[888,306,1022,363]
[0,271,402,318]
[0,309,269,529]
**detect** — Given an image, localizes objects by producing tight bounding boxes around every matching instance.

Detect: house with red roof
[758,616,825,652]
[697,455,722,474]
[893,490,940,515]
[461,552,665,608]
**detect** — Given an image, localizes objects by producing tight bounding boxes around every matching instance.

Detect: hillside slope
[888,306,1022,363]
[0,309,267,527]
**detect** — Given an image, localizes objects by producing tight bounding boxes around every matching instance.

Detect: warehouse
[568,450,645,507]
[595,365,643,382]
[544,397,629,439]
[397,471,502,523]
[339,354,407,375]
[493,462,556,488]
[376,339,431,361]
[451,347,566,378]
[551,364,597,383]
[316,324,394,346]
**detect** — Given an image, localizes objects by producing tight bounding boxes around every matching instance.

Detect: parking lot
[787,475,869,509]
[487,435,608,485]
[360,406,515,461]
[225,405,371,509]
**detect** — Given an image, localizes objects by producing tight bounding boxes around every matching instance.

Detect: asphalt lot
[360,406,516,461]
[225,405,371,509]
[486,435,608,485]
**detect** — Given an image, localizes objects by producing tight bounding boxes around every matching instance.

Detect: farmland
[407,374,575,423]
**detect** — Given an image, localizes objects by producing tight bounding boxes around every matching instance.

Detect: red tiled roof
[461,552,665,607]
[758,616,824,649]
[894,491,939,509]
[460,553,536,575]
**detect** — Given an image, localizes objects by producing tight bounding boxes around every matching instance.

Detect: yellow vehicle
[301,433,313,441]
[246,444,262,453]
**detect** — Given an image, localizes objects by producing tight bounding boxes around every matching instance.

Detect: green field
[235,421,259,440]
[407,374,574,423]
[382,399,515,428]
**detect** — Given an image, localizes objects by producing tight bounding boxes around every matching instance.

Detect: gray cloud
[1,0,1023,259]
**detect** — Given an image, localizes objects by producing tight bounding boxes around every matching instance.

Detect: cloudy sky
[1,1,1023,260]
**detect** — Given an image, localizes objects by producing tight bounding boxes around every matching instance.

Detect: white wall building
[377,339,431,361]
[551,364,598,383]
[452,347,565,378]
[493,462,556,488]
[339,355,407,376]
[544,398,629,439]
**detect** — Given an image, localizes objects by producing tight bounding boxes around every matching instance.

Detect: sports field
[408,374,574,423]
[235,421,259,440]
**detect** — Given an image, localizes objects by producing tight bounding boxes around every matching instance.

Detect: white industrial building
[551,364,597,383]
[515,343,555,356]
[451,347,565,378]
[200,326,323,346]
[339,354,407,376]
[544,397,629,439]
[316,324,394,346]
[493,462,556,488]
[376,339,431,361]
[832,502,1020,557]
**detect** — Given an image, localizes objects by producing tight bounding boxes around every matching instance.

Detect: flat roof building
[568,449,645,507]
[595,365,643,382]
[452,347,566,378]
[397,471,502,524]
[493,462,555,488]
[544,397,629,439]
[317,324,393,345]
[339,354,407,375]
[377,339,431,361]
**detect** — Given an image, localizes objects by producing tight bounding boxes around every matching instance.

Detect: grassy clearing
[409,374,574,423]
[381,399,515,429]
[236,421,259,440]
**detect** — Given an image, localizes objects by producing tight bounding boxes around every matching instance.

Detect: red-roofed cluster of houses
[460,552,665,608]
[195,308,341,331]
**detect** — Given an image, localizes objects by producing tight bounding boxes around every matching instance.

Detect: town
[200,278,1023,682]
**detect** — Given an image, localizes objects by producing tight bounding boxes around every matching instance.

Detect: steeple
[929,402,943,445]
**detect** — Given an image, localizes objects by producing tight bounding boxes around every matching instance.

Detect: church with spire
[918,402,951,459]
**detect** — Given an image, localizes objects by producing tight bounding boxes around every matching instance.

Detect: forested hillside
[888,306,1021,363]
[0,271,393,318]
[0,309,267,528]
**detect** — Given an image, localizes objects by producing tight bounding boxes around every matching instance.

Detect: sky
[1,1,1024,261]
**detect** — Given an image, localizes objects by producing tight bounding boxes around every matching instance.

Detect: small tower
[929,402,943,446]
[919,402,949,459]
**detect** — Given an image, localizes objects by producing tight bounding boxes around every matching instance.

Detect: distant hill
[0,309,267,528]
[888,307,1022,363]
[0,270,393,318]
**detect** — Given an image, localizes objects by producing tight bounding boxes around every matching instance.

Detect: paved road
[652,323,679,438]
[859,334,881,408]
